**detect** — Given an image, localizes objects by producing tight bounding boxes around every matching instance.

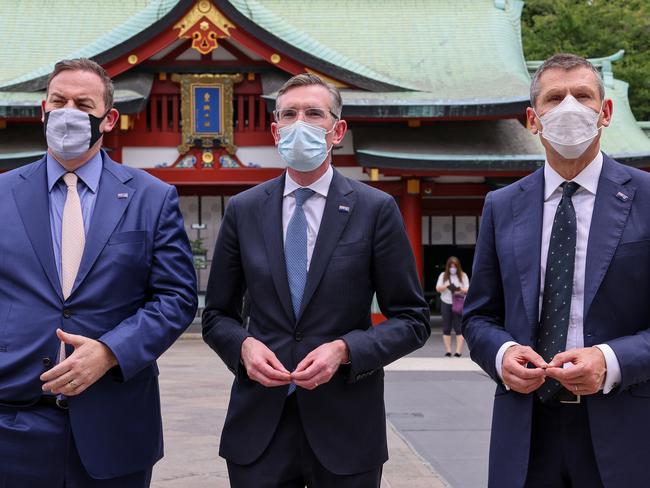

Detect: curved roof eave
[356,150,650,172]
[0,73,154,118]
[263,91,531,118]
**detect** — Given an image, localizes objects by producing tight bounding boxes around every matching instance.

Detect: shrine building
[1,0,649,308]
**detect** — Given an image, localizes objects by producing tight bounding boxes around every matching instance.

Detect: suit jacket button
[42,357,52,367]
[63,309,72,319]
[294,331,302,342]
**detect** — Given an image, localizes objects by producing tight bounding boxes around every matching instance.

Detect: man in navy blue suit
[202,73,430,487]
[463,53,650,487]
[0,58,197,487]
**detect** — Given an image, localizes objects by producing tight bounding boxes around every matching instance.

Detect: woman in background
[435,256,469,357]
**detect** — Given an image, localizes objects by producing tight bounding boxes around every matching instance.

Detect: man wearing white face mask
[463,52,650,487]
[0,58,197,487]
[203,73,430,487]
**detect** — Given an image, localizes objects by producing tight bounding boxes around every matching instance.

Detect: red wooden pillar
[400,178,423,282]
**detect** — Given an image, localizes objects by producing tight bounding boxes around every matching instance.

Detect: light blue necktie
[285,187,314,395]
[285,188,315,318]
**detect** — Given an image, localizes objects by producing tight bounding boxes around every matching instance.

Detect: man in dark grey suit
[203,73,430,487]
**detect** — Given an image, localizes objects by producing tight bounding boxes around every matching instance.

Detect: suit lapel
[71,154,134,296]
[13,158,63,299]
[298,170,354,321]
[584,155,633,317]
[260,174,295,323]
[512,169,544,334]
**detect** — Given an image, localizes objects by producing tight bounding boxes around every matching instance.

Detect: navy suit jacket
[0,151,197,478]
[463,154,650,488]
[202,169,430,475]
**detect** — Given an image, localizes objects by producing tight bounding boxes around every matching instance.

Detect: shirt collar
[543,151,603,201]
[283,165,333,198]
[47,151,102,193]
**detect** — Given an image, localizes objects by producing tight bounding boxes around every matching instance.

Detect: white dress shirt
[496,152,621,393]
[282,166,333,270]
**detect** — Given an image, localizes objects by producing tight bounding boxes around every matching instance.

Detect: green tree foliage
[521,0,650,120]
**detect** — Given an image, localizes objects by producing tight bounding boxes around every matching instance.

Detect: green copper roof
[353,80,650,171]
[639,122,650,138]
[354,120,546,171]
[353,79,650,170]
[600,79,650,158]
[0,0,179,90]
[0,125,46,168]
[226,0,531,103]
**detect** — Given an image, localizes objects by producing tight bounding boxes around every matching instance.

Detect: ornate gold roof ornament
[174,0,235,55]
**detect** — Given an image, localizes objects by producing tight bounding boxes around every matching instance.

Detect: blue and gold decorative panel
[172,73,242,155]
[193,85,222,136]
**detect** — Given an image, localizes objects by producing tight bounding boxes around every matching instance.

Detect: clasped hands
[40,328,118,396]
[241,337,349,390]
[501,344,607,395]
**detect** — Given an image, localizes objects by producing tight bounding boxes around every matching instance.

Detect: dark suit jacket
[463,154,650,488]
[202,169,430,475]
[0,151,197,478]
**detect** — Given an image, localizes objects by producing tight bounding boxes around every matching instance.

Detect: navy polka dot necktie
[537,181,580,402]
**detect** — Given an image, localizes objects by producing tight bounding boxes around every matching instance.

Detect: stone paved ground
[151,337,448,488]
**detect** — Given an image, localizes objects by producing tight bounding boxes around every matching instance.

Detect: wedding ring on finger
[574,385,579,392]
[69,379,79,389]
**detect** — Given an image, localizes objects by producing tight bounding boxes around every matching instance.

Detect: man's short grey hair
[46,58,114,111]
[277,73,343,118]
[530,53,604,108]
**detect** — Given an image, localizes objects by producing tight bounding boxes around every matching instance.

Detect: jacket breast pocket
[106,231,147,266]
[108,231,146,245]
[331,239,370,258]
[613,239,650,259]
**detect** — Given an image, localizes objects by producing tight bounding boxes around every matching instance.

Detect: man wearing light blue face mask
[463,52,650,488]
[203,73,430,487]
[0,58,197,487]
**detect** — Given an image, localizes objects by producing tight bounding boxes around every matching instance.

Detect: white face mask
[535,95,603,160]
[449,267,458,275]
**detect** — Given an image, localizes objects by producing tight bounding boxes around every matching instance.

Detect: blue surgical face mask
[277,120,336,172]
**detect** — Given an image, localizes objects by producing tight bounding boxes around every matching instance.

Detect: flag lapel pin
[616,192,629,202]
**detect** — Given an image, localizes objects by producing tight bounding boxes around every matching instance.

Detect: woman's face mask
[449,266,458,275]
